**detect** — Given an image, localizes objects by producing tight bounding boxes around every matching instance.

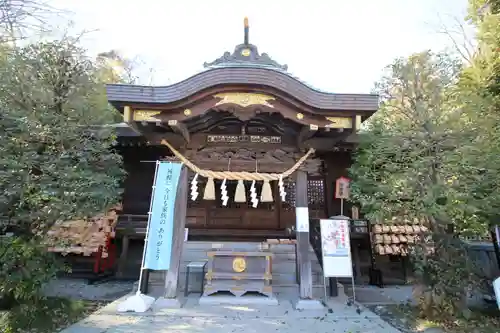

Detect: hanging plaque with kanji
[335,176,350,199]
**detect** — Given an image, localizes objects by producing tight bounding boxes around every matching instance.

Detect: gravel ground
[367,304,419,333]
[42,278,136,301]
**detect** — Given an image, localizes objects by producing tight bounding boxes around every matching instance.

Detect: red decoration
[335,177,350,199]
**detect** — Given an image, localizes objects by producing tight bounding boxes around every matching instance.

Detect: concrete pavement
[59,292,402,333]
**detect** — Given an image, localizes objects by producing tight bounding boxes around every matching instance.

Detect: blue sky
[48,0,471,93]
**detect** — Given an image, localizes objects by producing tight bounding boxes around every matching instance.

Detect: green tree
[351,51,465,229]
[96,50,140,84]
[455,0,500,224]
[0,38,125,309]
[349,51,492,317]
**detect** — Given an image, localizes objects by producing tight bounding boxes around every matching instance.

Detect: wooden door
[186,174,280,230]
[279,177,327,229]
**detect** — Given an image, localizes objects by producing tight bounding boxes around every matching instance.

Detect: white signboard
[184,228,189,242]
[320,219,353,277]
[493,276,500,310]
[296,207,310,232]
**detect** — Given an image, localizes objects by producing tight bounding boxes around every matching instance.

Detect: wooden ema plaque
[203,249,273,297]
[335,176,350,199]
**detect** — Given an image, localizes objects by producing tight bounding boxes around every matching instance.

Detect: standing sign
[143,162,182,270]
[494,277,500,310]
[320,218,353,277]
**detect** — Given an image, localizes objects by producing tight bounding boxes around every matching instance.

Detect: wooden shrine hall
[106,18,381,300]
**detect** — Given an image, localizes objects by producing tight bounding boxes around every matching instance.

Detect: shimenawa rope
[160,139,315,181]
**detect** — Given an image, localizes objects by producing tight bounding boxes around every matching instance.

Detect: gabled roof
[106,18,378,112]
[106,66,378,111]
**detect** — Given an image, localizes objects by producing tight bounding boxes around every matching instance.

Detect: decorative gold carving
[232,257,246,273]
[133,110,161,122]
[183,147,322,175]
[184,109,192,116]
[296,113,304,120]
[241,48,251,56]
[325,117,353,129]
[214,92,275,108]
[207,135,281,144]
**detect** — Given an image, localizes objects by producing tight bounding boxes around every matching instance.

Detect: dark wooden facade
[115,142,356,240]
[107,19,387,291]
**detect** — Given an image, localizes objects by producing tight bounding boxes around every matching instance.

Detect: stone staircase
[148,241,328,296]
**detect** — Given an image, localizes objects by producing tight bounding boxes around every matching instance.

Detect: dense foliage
[349,0,500,318]
[0,40,124,234]
[0,38,126,331]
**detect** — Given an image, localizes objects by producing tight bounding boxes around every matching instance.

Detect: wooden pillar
[295,170,313,299]
[352,242,362,283]
[140,268,150,294]
[164,166,189,298]
[116,235,130,278]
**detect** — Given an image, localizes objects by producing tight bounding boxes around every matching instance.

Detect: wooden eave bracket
[297,124,318,147]
[167,119,190,143]
[123,106,190,144]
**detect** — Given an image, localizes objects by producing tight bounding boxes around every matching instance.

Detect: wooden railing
[116,214,148,235]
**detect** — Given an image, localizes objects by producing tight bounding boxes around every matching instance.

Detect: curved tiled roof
[107,19,378,112]
[107,66,378,111]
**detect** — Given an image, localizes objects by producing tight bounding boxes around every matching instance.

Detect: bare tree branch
[0,0,62,42]
[431,13,477,64]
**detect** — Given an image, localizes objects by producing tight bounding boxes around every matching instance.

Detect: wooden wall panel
[322,152,353,217]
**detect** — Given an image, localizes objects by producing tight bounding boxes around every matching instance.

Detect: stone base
[199,294,279,306]
[116,293,155,313]
[294,299,324,310]
[154,297,182,309]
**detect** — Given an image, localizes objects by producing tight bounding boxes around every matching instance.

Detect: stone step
[120,261,323,276]
[145,241,325,293]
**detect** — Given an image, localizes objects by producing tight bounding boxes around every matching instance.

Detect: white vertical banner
[320,219,353,277]
[296,207,310,232]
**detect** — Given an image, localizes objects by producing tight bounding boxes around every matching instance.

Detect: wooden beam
[303,131,355,151]
[295,170,313,299]
[123,106,143,136]
[297,124,318,147]
[355,115,362,132]
[167,119,190,143]
[163,165,188,298]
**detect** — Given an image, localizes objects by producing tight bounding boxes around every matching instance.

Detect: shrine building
[103,18,405,301]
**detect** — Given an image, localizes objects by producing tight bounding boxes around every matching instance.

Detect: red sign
[335,177,350,199]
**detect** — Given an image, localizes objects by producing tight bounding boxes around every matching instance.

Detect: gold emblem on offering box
[232,257,246,273]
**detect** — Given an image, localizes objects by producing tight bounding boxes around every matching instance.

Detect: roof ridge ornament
[244,16,249,45]
[203,17,288,71]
